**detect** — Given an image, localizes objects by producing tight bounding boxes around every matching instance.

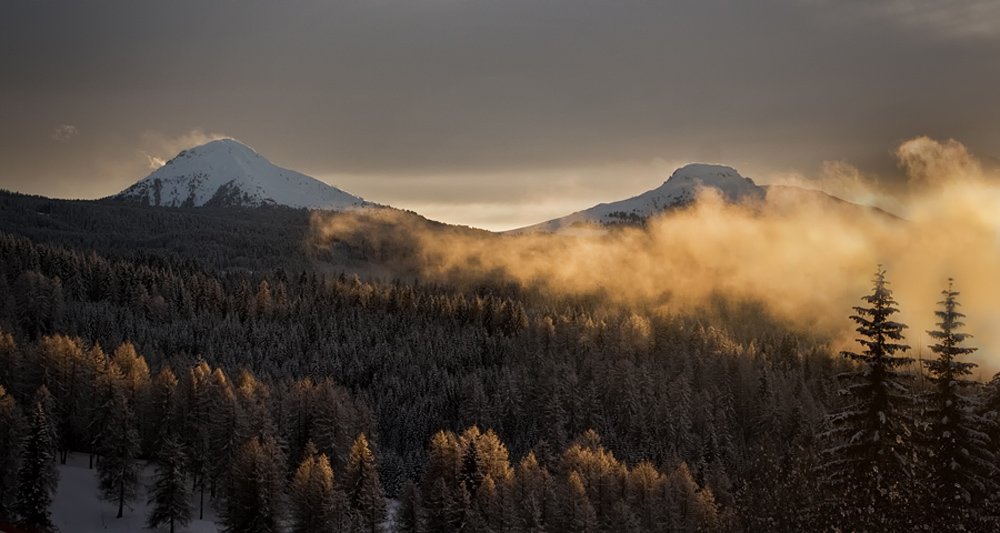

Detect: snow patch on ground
[52,453,220,533]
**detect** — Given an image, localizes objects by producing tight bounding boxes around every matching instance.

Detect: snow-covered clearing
[52,453,220,533]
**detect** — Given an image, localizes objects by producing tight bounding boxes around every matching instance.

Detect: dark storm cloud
[1,0,998,227]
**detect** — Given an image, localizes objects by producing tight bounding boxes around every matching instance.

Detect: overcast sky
[1,0,998,230]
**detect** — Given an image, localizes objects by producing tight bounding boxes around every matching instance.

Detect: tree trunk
[117,479,125,518]
[199,474,205,520]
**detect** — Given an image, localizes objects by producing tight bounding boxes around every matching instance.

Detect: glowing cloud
[312,137,1000,374]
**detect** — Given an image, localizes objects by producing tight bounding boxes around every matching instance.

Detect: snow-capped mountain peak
[507,163,764,234]
[114,139,370,210]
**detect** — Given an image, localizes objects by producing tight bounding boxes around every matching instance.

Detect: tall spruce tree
[0,384,24,521]
[393,479,420,533]
[921,280,997,530]
[221,435,286,533]
[97,388,142,519]
[147,366,179,457]
[15,401,59,532]
[146,434,192,533]
[344,433,386,533]
[820,267,916,531]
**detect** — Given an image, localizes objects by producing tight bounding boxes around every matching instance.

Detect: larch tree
[511,452,552,533]
[921,280,997,530]
[662,462,714,533]
[146,434,192,533]
[344,433,386,533]
[561,470,598,533]
[15,401,59,532]
[290,448,348,533]
[421,430,463,531]
[819,267,917,531]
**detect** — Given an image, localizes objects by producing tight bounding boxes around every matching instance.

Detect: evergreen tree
[0,329,17,398]
[15,401,59,532]
[921,281,997,530]
[0,384,24,521]
[393,480,420,533]
[97,388,142,519]
[180,361,213,520]
[221,435,286,533]
[344,433,386,533]
[819,267,916,531]
[423,477,460,532]
[147,366,179,457]
[146,434,192,533]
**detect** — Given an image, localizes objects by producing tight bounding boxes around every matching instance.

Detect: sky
[1,0,999,231]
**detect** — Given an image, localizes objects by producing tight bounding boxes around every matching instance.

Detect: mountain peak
[667,163,750,184]
[114,140,370,210]
[507,163,764,235]
[171,138,259,161]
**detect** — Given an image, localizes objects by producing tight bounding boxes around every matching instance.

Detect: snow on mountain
[507,164,765,235]
[114,139,371,210]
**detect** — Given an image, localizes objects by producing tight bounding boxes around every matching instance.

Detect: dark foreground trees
[289,443,348,533]
[820,267,916,531]
[15,400,59,532]
[221,435,286,533]
[0,385,24,521]
[921,281,997,530]
[344,433,387,533]
[96,388,142,519]
[146,434,192,533]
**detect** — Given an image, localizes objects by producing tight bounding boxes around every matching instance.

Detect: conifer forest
[0,191,998,533]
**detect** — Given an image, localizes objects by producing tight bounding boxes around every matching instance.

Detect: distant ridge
[506,164,763,235]
[505,163,891,234]
[113,139,371,211]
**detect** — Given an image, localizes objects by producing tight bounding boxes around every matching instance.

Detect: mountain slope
[507,164,764,234]
[505,163,897,235]
[114,139,371,210]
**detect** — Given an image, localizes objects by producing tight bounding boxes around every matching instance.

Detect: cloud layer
[314,138,1000,374]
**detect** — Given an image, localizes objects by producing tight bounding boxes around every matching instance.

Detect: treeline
[398,427,723,533]
[0,229,838,501]
[0,333,383,531]
[0,329,725,532]
[811,271,1000,532]
[0,189,325,273]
